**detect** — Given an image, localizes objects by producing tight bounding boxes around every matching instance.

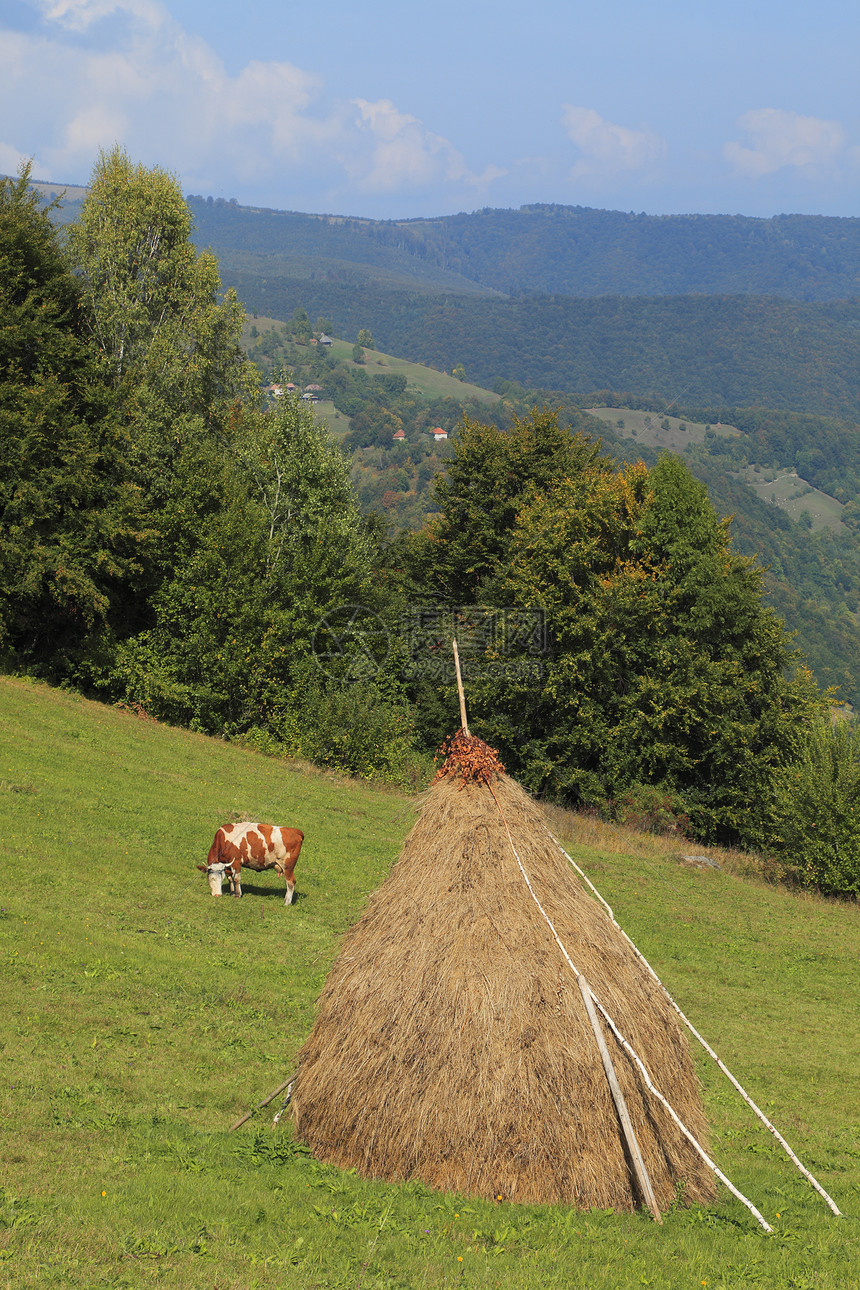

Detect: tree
[411,408,609,602]
[111,397,381,735]
[494,453,822,842]
[758,712,860,897]
[357,329,375,350]
[67,148,260,644]
[0,164,144,673]
[406,412,823,844]
[67,148,257,507]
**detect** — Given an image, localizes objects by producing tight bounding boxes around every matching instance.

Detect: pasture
[327,339,499,406]
[738,465,846,534]
[0,676,857,1288]
[586,406,739,451]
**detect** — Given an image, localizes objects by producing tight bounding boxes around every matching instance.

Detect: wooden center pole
[577,975,663,1223]
[452,638,470,735]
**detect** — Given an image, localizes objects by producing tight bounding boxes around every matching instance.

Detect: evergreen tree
[0,165,144,673]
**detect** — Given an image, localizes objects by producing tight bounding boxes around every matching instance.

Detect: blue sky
[1,0,857,218]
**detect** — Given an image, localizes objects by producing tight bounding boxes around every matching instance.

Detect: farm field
[0,676,858,1289]
[240,315,499,409]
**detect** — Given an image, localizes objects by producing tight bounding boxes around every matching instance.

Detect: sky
[1,0,858,220]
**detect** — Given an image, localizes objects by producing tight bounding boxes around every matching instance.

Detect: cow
[198,822,304,904]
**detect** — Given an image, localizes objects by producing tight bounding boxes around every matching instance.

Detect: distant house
[305,384,324,392]
[432,427,448,440]
[392,429,406,441]
[285,383,297,393]
[267,383,284,397]
[318,334,333,347]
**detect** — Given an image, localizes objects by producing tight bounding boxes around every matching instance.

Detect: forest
[198,274,860,422]
[183,198,860,301]
[48,188,860,421]
[4,153,860,899]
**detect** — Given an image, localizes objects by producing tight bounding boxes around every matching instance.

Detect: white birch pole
[487,792,774,1232]
[546,829,842,1217]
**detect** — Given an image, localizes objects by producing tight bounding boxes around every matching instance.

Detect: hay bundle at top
[290,736,715,1211]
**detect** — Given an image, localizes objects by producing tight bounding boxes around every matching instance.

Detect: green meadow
[738,466,847,534]
[0,676,857,1289]
[586,406,739,451]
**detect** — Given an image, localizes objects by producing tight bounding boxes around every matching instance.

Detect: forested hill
[49,189,860,301]
[373,206,860,301]
[238,285,860,421]
[182,198,860,301]
[42,188,860,420]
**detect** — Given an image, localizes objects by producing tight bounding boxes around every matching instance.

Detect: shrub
[611,783,691,838]
[270,678,432,791]
[763,715,860,898]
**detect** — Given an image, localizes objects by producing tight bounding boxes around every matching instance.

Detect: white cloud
[724,109,846,177]
[350,98,502,193]
[0,3,505,207]
[35,0,165,32]
[0,141,45,176]
[561,106,666,178]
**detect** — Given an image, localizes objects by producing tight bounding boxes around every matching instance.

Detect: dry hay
[290,749,715,1212]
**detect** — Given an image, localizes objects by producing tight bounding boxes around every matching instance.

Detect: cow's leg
[281,865,295,905]
[230,864,243,898]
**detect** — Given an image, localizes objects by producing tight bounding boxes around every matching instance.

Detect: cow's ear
[196,865,207,872]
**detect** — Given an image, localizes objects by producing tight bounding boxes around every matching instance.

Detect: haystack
[290,734,716,1212]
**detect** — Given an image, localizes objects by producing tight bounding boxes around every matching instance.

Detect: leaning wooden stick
[578,974,663,1223]
[547,829,842,1218]
[229,1075,294,1132]
[452,637,470,735]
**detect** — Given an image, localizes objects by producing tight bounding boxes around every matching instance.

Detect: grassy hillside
[587,407,848,535]
[1,677,857,1288]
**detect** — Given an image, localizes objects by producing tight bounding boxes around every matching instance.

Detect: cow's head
[197,861,230,896]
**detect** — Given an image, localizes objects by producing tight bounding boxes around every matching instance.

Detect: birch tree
[68,148,258,492]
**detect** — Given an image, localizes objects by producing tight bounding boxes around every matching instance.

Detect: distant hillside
[50,190,860,303]
[185,198,860,302]
[44,188,860,420]
[400,206,860,301]
[237,290,859,422]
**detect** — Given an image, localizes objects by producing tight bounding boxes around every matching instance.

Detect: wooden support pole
[452,638,470,735]
[577,975,663,1224]
[229,1075,294,1132]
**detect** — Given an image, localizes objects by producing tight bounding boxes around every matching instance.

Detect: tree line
[3,154,858,898]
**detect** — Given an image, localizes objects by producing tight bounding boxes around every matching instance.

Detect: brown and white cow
[198,822,304,904]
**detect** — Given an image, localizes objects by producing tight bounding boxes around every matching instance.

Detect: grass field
[738,466,846,534]
[0,677,857,1288]
[326,340,499,406]
[240,317,498,409]
[586,407,739,451]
